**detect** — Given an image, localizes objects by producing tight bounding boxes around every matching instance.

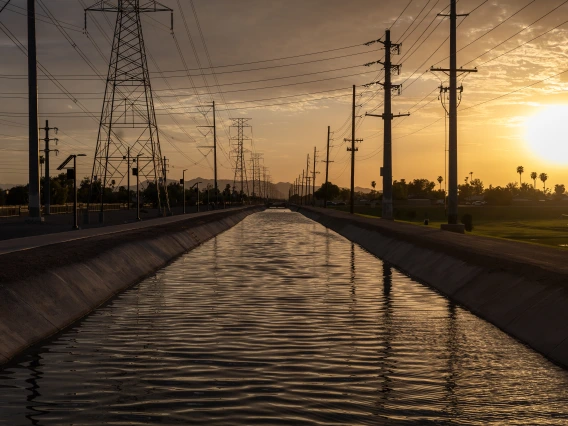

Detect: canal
[1,209,568,425]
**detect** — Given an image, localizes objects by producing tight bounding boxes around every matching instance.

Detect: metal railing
[0,203,127,217]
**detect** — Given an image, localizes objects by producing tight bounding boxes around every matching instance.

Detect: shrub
[461,214,474,232]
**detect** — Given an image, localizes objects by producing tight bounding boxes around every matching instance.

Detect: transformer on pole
[84,0,172,221]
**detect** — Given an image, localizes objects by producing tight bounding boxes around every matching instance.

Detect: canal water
[2,209,568,425]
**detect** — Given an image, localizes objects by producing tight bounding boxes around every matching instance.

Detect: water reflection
[378,264,394,408]
[1,209,568,425]
[443,301,461,417]
[25,355,45,425]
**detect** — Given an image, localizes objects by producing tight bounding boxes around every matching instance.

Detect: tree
[314,182,340,200]
[458,183,473,202]
[407,178,435,198]
[392,179,408,200]
[554,184,565,197]
[506,182,519,197]
[517,166,524,185]
[222,184,231,198]
[469,178,484,196]
[371,181,376,190]
[5,185,28,205]
[484,186,513,206]
[437,176,443,191]
[539,172,548,191]
[338,187,350,202]
[530,171,537,188]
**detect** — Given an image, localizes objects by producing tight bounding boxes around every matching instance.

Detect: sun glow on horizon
[525,105,568,165]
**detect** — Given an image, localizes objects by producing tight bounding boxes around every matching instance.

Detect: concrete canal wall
[0,206,263,365]
[295,206,568,369]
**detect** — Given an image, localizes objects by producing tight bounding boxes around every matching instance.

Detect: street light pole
[190,181,202,213]
[72,155,87,229]
[57,153,86,229]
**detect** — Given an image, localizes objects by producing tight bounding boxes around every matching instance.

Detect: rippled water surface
[2,210,568,425]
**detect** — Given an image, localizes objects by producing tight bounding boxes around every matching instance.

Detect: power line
[432,0,536,67]
[463,0,568,66]
[391,0,414,30]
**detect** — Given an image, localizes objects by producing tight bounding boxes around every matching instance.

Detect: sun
[525,105,568,165]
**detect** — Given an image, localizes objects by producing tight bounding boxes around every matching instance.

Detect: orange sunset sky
[0,0,567,191]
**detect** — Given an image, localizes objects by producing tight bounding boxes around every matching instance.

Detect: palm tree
[539,172,548,191]
[530,171,537,188]
[470,171,473,181]
[517,166,524,185]
[371,181,376,190]
[437,175,443,190]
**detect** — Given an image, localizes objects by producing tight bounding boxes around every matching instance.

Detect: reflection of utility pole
[365,29,409,221]
[28,0,41,221]
[41,120,59,215]
[323,126,333,208]
[431,0,477,227]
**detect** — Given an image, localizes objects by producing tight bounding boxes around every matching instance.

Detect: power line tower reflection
[84,0,173,221]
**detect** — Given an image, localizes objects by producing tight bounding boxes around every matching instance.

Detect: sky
[1,0,568,192]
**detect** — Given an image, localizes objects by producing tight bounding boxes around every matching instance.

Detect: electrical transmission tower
[250,153,263,199]
[230,118,252,200]
[85,0,173,220]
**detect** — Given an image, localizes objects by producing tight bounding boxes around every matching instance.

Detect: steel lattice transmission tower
[230,118,251,199]
[85,0,173,217]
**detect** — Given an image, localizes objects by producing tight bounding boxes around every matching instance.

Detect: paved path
[0,208,243,256]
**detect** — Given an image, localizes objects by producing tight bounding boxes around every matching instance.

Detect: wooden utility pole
[345,85,363,214]
[305,153,310,205]
[312,147,319,206]
[365,30,409,220]
[127,147,130,209]
[41,120,59,215]
[212,101,218,204]
[431,0,477,227]
[323,126,332,208]
[301,169,305,205]
[28,0,41,221]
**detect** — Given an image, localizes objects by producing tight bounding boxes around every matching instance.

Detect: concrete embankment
[0,206,263,365]
[295,206,568,369]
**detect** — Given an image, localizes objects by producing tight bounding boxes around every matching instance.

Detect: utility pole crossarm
[430,67,478,74]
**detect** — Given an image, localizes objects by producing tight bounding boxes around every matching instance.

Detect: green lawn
[332,205,568,249]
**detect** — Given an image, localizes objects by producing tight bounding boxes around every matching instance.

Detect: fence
[0,204,126,218]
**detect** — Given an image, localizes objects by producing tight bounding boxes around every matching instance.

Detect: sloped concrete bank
[0,206,263,365]
[295,206,568,369]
